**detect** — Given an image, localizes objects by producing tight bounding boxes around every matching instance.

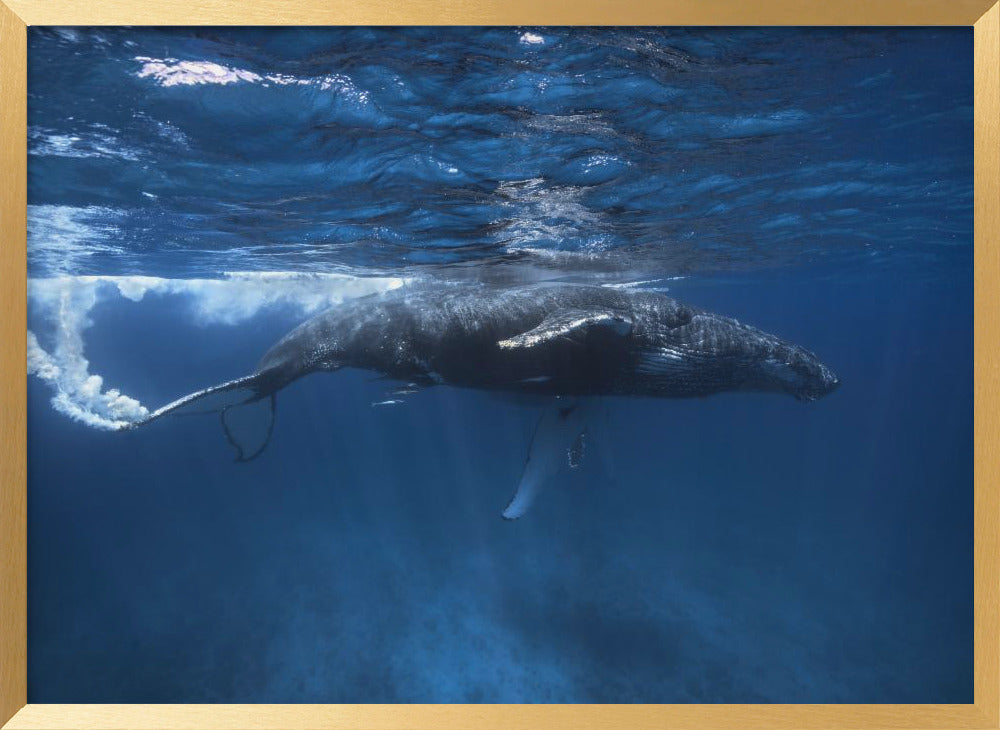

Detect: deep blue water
[26,27,972,702]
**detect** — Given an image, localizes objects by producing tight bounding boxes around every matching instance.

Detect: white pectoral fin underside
[498,308,632,350]
[503,398,596,520]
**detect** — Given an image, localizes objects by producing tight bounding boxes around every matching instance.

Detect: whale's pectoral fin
[503,398,592,520]
[221,394,276,462]
[497,308,632,350]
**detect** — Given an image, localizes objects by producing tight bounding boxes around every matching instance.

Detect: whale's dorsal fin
[498,308,632,350]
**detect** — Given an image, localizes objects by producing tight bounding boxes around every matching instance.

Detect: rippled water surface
[27,27,972,703]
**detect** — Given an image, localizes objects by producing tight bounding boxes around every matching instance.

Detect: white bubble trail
[28,272,408,430]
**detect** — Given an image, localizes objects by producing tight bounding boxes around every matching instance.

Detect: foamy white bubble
[133,57,370,103]
[28,272,409,429]
[135,57,264,87]
[27,284,149,430]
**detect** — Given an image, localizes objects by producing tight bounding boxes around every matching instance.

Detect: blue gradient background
[27,27,972,702]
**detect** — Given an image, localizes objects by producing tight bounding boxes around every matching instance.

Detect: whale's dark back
[257,285,838,400]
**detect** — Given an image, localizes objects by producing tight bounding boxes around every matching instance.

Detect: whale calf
[127,284,839,517]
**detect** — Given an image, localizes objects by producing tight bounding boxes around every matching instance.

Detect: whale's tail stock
[122,372,276,462]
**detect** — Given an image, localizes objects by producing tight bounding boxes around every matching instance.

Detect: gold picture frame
[2,2,997,728]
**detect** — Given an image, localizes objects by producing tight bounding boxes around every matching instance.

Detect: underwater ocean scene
[27,27,972,703]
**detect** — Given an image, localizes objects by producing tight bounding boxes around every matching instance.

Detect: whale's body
[257,285,837,400]
[132,284,839,517]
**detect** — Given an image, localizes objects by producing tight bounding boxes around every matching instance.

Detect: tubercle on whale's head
[758,343,840,401]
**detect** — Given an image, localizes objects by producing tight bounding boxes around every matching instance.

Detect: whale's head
[755,343,839,401]
[635,305,839,402]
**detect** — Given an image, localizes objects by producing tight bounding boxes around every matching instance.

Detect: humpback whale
[126,284,839,518]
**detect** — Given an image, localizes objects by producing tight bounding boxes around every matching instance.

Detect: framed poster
[2,1,998,728]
